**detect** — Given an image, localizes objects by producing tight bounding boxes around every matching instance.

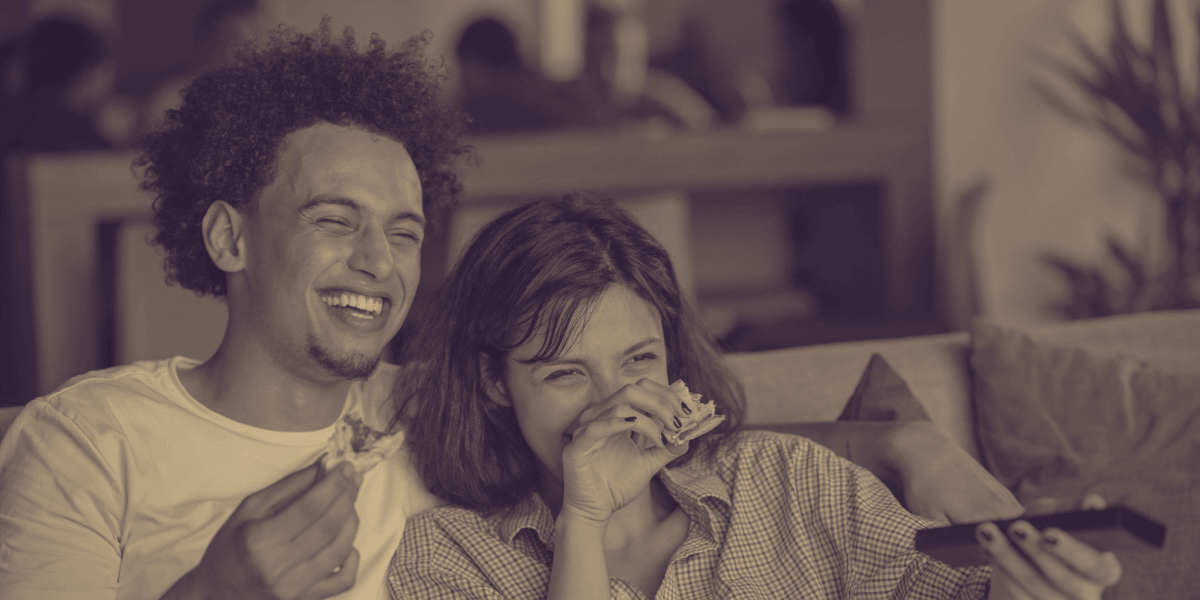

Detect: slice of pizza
[321,411,404,475]
[663,379,726,445]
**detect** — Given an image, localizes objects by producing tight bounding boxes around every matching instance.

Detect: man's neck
[178,341,356,432]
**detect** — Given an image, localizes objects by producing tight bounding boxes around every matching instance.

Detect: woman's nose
[590,372,642,406]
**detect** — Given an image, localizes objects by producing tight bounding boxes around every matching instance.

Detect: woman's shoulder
[404,499,544,543]
[717,429,835,462]
[399,505,494,557]
[693,429,859,484]
[406,503,493,532]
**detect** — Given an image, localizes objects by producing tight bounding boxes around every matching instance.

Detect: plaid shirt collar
[494,465,733,553]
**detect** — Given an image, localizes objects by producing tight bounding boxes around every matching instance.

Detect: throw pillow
[836,353,932,423]
[836,353,931,506]
[970,318,1200,600]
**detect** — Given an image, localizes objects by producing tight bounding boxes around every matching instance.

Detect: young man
[0,19,1019,600]
[0,22,468,600]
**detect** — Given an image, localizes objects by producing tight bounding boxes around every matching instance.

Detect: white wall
[934,0,1188,325]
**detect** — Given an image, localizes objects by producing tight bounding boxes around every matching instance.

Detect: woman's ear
[480,354,512,407]
[202,201,248,273]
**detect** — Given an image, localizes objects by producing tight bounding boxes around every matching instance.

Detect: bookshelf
[449,117,934,323]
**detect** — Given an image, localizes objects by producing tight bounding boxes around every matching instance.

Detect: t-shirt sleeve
[0,399,123,600]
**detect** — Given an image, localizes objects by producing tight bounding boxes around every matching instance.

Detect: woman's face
[493,286,669,483]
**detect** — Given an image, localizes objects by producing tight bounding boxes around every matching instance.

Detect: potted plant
[1037,0,1200,318]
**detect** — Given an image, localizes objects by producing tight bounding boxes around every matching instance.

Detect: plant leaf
[1149,0,1190,159]
[1151,0,1180,96]
[1031,78,1096,126]
[1106,233,1147,289]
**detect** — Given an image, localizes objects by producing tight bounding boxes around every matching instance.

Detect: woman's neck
[606,478,681,551]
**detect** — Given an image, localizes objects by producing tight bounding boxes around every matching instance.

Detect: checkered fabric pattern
[389,430,991,599]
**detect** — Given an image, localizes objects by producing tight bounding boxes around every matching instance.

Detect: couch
[726,309,1200,600]
[2,309,1196,598]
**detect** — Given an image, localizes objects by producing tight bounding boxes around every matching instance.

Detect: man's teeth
[322,293,384,315]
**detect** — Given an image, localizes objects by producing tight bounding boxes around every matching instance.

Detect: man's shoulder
[33,358,192,425]
[43,358,182,406]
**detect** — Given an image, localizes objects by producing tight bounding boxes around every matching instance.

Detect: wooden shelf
[460,120,925,200]
[454,120,934,323]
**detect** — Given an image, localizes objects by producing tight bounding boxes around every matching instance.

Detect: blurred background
[1,0,1188,406]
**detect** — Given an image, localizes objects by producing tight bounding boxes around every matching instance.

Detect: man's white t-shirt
[0,357,442,600]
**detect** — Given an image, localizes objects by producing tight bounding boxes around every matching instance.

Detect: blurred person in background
[140,0,262,134]
[0,14,115,152]
[455,0,745,134]
[456,17,617,133]
[777,0,850,115]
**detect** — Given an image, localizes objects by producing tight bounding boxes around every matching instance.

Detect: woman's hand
[983,496,1122,600]
[558,379,687,526]
[889,421,1025,524]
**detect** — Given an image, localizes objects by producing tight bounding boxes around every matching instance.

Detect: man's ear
[202,201,247,273]
[480,354,511,408]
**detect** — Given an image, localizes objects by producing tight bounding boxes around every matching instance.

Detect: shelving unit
[460,120,918,198]
[453,119,934,322]
[437,0,941,348]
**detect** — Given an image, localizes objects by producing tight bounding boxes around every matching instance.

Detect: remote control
[914,506,1166,568]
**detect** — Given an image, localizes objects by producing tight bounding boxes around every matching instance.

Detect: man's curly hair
[136,19,471,297]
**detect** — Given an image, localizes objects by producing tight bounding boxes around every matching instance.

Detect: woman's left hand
[982,497,1123,600]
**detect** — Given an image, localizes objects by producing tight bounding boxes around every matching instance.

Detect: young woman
[388,195,1122,599]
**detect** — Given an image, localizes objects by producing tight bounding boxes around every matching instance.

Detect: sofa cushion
[970,315,1200,600]
[836,353,932,423]
[726,331,976,458]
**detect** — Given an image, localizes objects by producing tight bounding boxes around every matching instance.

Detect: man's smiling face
[238,122,424,381]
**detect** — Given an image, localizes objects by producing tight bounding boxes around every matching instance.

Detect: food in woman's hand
[321,412,404,474]
[663,380,725,445]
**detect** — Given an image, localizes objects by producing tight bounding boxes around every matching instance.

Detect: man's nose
[348,226,395,280]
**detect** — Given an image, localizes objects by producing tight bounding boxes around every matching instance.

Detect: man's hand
[890,421,1024,524]
[161,461,361,600]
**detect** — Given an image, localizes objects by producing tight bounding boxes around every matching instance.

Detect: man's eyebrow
[299,194,358,212]
[300,194,426,227]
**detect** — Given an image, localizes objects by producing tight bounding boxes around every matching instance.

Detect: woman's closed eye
[626,353,660,371]
[544,368,584,382]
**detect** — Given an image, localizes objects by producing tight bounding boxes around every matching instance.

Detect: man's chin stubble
[308,340,381,380]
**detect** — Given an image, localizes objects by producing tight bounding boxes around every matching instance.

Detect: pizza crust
[321,412,404,474]
[663,379,726,445]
